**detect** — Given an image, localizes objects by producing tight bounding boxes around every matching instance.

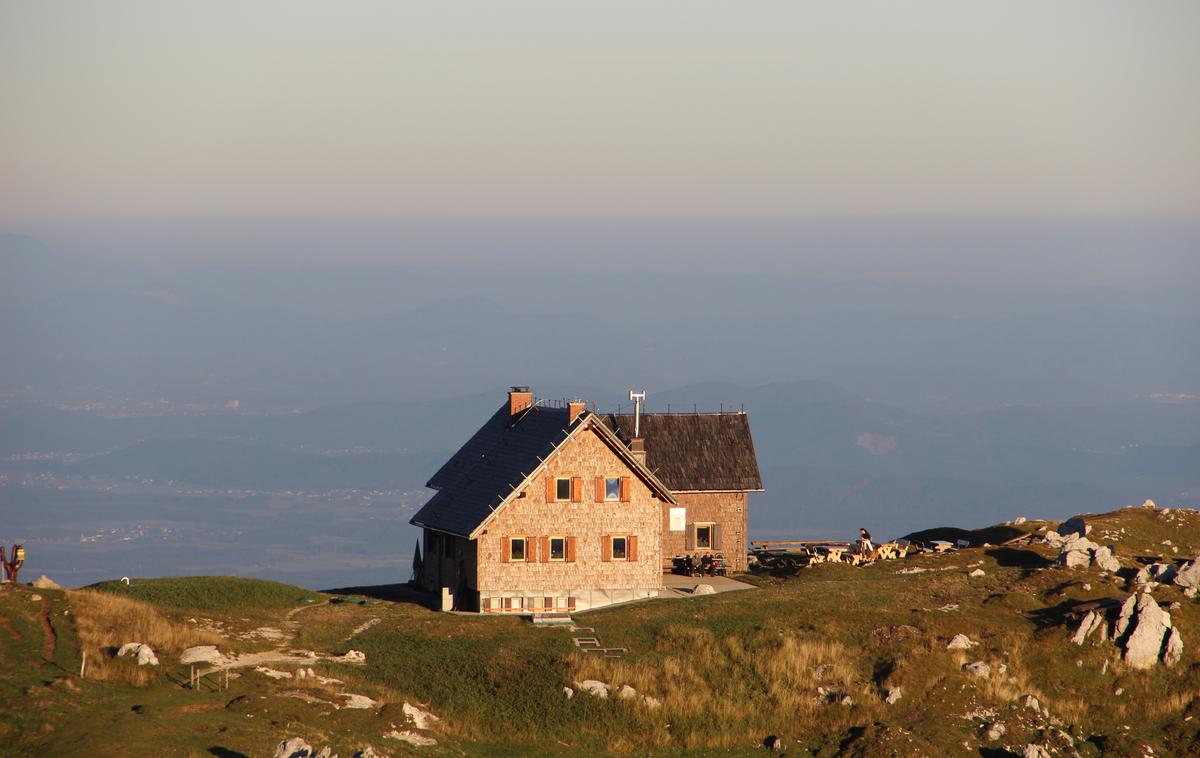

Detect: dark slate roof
[412,404,580,537]
[599,413,763,492]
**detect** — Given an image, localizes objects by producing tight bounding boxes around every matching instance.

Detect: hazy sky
[2,1,1198,222]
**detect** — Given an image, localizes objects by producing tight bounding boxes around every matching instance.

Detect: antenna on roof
[629,389,646,438]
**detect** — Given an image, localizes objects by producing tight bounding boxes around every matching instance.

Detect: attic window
[604,477,621,501]
[555,478,571,501]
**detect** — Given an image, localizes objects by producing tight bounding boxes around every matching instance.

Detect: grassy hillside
[1,506,1198,756]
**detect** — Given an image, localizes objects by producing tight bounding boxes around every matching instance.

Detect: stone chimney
[629,436,646,465]
[568,400,587,424]
[509,386,533,417]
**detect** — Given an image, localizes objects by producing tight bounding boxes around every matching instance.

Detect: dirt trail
[38,599,56,660]
[196,601,359,677]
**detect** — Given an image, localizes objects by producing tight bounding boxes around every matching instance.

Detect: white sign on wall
[669,507,687,532]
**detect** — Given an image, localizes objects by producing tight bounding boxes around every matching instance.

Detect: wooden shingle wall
[476,426,663,610]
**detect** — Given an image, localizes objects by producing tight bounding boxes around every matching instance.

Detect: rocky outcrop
[117,642,159,666]
[32,575,62,590]
[1092,545,1121,573]
[401,702,439,730]
[384,730,436,747]
[963,661,990,678]
[947,634,978,650]
[1164,628,1184,667]
[883,686,903,704]
[1174,556,1200,590]
[1056,535,1121,572]
[1070,610,1104,645]
[574,679,610,698]
[1123,593,1172,669]
[274,738,314,758]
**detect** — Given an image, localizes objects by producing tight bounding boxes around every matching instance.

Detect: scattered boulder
[1092,545,1121,573]
[353,747,389,758]
[883,687,903,704]
[1070,610,1104,645]
[969,569,986,578]
[340,650,367,663]
[985,723,1006,741]
[562,686,574,700]
[384,730,436,747]
[642,695,662,708]
[275,738,313,758]
[1114,594,1138,640]
[255,666,293,680]
[1022,695,1041,713]
[402,702,439,730]
[692,584,716,596]
[1174,557,1200,589]
[117,642,159,666]
[338,693,379,710]
[1057,535,1098,568]
[963,661,991,678]
[616,685,638,700]
[947,634,977,650]
[180,645,226,666]
[1123,593,1172,670]
[1164,628,1184,667]
[1023,744,1052,758]
[1012,517,1027,525]
[574,680,609,698]
[32,575,62,590]
[1041,531,1065,549]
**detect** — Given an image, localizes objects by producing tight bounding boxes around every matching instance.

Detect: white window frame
[611,535,629,561]
[604,477,621,501]
[555,477,571,501]
[509,536,526,561]
[695,523,714,550]
[548,536,566,561]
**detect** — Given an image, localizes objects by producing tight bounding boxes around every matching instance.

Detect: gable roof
[598,412,763,492]
[412,403,675,538]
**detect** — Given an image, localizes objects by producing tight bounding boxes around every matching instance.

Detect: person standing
[858,528,874,554]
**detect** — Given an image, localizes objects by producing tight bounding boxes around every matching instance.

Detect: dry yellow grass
[68,589,220,685]
[572,626,878,749]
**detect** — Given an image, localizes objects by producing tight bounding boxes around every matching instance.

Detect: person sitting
[700,553,714,576]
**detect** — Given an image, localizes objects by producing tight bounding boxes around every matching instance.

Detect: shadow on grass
[979,748,1021,757]
[208,748,250,758]
[985,547,1053,569]
[1027,598,1097,630]
[320,581,435,608]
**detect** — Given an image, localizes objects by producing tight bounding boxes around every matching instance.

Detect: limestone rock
[340,650,367,663]
[883,687,903,704]
[1093,545,1121,573]
[1023,744,1052,758]
[1123,593,1171,669]
[384,730,436,747]
[1164,628,1184,667]
[1174,558,1200,589]
[1070,610,1103,645]
[986,723,1006,741]
[1152,563,1179,583]
[275,738,314,758]
[1042,531,1065,549]
[255,666,293,680]
[574,679,609,698]
[1057,535,1098,568]
[338,693,379,710]
[402,702,439,730]
[963,661,991,678]
[642,695,662,708]
[969,569,986,577]
[562,686,574,699]
[1114,594,1138,640]
[1012,517,1027,525]
[117,642,159,666]
[692,584,716,595]
[353,747,389,758]
[616,684,638,700]
[947,634,978,650]
[1022,695,1041,713]
[314,748,335,758]
[32,575,62,590]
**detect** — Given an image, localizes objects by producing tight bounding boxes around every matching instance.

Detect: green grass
[2,506,1199,756]
[87,575,322,612]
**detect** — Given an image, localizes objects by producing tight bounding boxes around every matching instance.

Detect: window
[509,537,526,561]
[549,536,566,561]
[695,524,713,549]
[611,535,628,560]
[555,477,571,501]
[604,477,621,501]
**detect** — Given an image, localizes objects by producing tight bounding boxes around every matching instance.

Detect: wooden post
[80,652,86,678]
